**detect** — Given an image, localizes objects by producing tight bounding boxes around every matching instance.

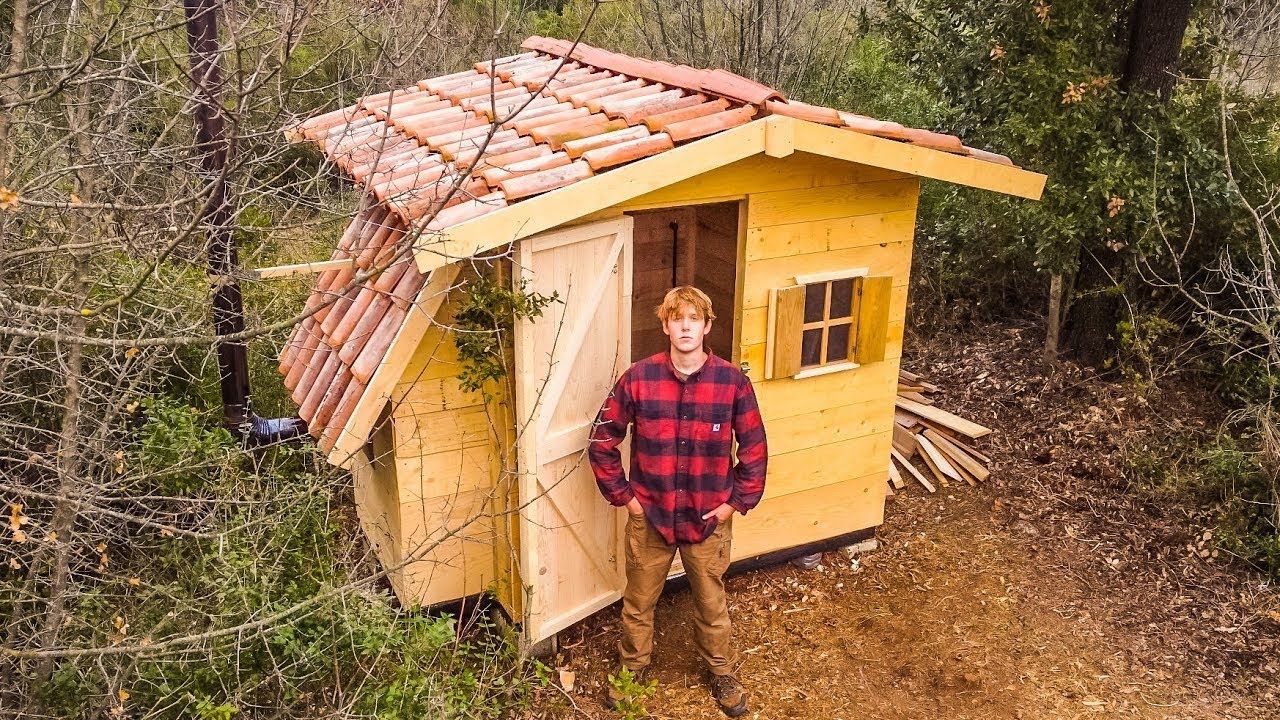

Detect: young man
[588,285,768,717]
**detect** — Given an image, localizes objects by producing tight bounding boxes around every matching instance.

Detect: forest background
[1,0,1278,716]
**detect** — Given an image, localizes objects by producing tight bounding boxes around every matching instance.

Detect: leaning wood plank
[898,369,921,382]
[914,417,992,462]
[894,409,921,429]
[887,459,905,490]
[950,457,979,486]
[936,430,992,464]
[892,423,917,458]
[913,436,951,487]
[891,449,934,493]
[253,258,356,279]
[916,433,964,483]
[924,429,990,482]
[898,391,934,405]
[897,383,925,393]
[895,397,993,439]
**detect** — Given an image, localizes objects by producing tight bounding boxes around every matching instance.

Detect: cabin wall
[583,151,917,561]
[374,264,518,609]
[351,407,402,590]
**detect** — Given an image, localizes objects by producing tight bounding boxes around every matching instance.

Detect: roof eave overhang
[411,115,1045,277]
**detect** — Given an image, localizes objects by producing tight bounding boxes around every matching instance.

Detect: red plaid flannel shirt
[588,350,768,545]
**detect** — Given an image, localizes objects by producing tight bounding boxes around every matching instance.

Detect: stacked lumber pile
[887,369,994,495]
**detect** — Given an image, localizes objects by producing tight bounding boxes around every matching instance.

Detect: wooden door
[512,217,634,644]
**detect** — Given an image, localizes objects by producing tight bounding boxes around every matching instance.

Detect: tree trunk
[1122,0,1195,99]
[1058,0,1193,367]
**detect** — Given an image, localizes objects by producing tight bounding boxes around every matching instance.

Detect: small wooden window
[768,273,893,379]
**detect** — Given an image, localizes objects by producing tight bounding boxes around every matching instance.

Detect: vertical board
[854,276,893,364]
[769,285,805,378]
[513,217,634,645]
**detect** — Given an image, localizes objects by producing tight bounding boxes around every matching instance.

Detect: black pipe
[184,0,306,444]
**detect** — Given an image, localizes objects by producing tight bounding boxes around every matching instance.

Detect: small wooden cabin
[273,37,1045,645]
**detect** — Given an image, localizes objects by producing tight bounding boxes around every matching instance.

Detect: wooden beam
[916,433,964,484]
[792,120,1047,200]
[252,258,355,280]
[923,429,990,482]
[890,448,934,493]
[762,114,795,158]
[895,396,993,440]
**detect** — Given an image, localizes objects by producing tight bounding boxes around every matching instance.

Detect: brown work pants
[619,512,735,676]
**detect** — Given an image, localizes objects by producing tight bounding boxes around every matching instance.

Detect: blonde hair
[656,285,716,323]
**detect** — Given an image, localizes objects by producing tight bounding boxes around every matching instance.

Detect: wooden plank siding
[382,267,519,609]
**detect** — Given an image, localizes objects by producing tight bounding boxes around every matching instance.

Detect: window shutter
[769,285,805,378]
[853,276,893,364]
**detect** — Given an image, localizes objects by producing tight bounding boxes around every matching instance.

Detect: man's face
[662,302,713,354]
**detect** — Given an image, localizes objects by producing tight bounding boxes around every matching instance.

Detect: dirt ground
[537,322,1280,720]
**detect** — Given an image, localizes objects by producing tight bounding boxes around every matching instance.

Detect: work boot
[709,672,748,717]
[606,665,651,711]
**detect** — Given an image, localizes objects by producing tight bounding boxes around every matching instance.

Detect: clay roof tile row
[281,37,1023,444]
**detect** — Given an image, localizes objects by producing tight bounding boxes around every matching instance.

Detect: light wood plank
[791,117,1047,200]
[895,396,994,439]
[765,432,892,498]
[769,285,805,378]
[923,429,990,482]
[734,471,886,561]
[854,276,893,364]
[915,433,964,483]
[746,178,918,229]
[891,449,934,493]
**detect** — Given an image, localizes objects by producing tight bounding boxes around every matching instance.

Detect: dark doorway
[629,202,740,362]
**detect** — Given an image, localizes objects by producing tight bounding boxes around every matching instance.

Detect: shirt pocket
[694,406,733,445]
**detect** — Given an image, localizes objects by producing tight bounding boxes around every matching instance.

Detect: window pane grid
[799,278,857,369]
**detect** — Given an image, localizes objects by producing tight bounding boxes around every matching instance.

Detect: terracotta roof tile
[561,125,651,158]
[766,99,841,125]
[600,89,690,118]
[459,86,530,111]
[618,92,706,125]
[529,113,628,149]
[437,129,519,161]
[899,127,967,154]
[566,78,647,107]
[581,132,674,170]
[664,105,757,142]
[453,136,540,169]
[498,159,593,200]
[474,94,559,121]
[642,98,730,131]
[480,150,571,186]
[511,105,588,135]
[964,146,1013,165]
[282,36,1025,438]
[468,141,552,172]
[585,84,664,114]
[552,74,627,102]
